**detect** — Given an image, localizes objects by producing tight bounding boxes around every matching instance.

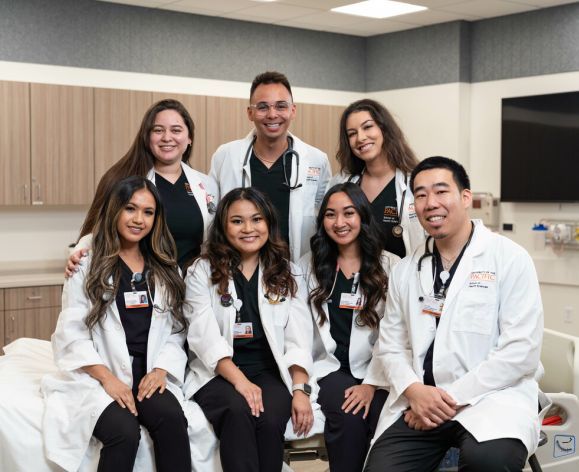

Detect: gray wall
[1,0,579,92]
[0,0,366,92]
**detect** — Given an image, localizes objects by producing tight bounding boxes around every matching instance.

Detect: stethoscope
[242,135,302,190]
[220,291,286,322]
[350,171,406,238]
[416,223,475,302]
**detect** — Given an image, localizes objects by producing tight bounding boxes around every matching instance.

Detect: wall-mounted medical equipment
[538,220,579,250]
[470,192,499,229]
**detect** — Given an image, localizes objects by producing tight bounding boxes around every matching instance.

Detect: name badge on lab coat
[124,291,149,309]
[339,293,363,310]
[422,294,444,317]
[233,322,253,339]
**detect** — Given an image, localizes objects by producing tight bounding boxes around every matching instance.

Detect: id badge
[339,293,363,310]
[124,290,149,309]
[233,322,253,339]
[421,294,444,317]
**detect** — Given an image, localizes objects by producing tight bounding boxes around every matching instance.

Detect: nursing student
[67,98,215,275]
[299,182,399,472]
[42,177,190,472]
[330,99,424,258]
[183,187,314,472]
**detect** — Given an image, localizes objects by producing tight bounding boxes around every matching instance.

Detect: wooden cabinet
[94,89,154,185]
[206,96,254,162]
[152,93,208,173]
[293,103,344,174]
[3,285,62,348]
[31,84,94,205]
[0,81,31,205]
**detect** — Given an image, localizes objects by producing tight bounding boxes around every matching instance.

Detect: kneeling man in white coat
[364,156,543,472]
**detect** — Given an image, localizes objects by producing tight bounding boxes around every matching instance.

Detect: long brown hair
[202,187,297,298]
[336,98,418,177]
[309,183,388,329]
[84,176,186,332]
[79,99,195,239]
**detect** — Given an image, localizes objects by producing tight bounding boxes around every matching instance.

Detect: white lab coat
[371,221,543,455]
[75,162,216,253]
[298,251,399,391]
[329,169,425,255]
[41,255,188,472]
[183,258,314,399]
[147,161,217,239]
[209,131,331,262]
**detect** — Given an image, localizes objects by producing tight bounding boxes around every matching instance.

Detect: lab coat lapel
[257,266,277,348]
[222,278,238,343]
[181,162,209,232]
[241,132,255,187]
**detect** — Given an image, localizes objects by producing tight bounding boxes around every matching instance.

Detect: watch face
[304,384,312,395]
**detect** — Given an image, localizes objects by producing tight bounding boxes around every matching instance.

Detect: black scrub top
[368,177,406,259]
[116,260,155,384]
[155,171,204,270]
[231,267,277,377]
[250,151,291,246]
[328,269,356,377]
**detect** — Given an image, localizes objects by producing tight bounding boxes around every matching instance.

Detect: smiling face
[116,187,156,249]
[412,168,472,241]
[323,191,361,250]
[345,110,386,165]
[225,199,269,260]
[149,109,191,168]
[247,82,296,142]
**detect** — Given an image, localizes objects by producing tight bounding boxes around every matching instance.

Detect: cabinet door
[206,97,254,162]
[31,84,94,205]
[4,306,59,345]
[292,103,344,174]
[152,93,207,173]
[5,285,62,311]
[0,81,31,205]
[94,89,153,185]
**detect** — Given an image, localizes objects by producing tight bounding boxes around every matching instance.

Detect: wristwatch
[292,383,312,396]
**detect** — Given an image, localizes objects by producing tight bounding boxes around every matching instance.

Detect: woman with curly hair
[299,182,399,472]
[42,176,190,472]
[330,98,424,258]
[183,187,314,472]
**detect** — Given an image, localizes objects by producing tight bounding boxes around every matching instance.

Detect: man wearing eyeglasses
[209,71,331,262]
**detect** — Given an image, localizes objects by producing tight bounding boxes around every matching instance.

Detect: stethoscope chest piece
[220,294,233,307]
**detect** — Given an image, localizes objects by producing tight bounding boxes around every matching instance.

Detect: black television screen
[501,91,579,202]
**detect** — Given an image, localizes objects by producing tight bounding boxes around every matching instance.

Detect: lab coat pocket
[453,292,496,335]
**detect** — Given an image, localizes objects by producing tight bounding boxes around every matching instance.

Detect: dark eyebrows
[346,119,374,133]
[414,181,451,193]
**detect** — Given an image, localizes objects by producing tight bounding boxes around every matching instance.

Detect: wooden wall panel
[152,92,207,173]
[94,89,153,186]
[0,81,30,205]
[31,84,94,205]
[206,97,254,164]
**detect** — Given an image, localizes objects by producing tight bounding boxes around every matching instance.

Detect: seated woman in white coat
[299,182,400,472]
[184,187,314,472]
[42,176,191,472]
[329,99,424,258]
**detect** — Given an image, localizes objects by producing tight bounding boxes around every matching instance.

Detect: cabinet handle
[23,184,29,203]
[32,179,44,205]
[26,295,43,301]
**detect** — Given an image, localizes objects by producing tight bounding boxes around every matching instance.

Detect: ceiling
[97,0,578,37]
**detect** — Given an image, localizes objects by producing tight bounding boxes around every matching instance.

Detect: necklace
[255,153,278,164]
[440,253,458,271]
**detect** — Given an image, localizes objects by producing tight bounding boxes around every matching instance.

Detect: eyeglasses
[249,101,292,115]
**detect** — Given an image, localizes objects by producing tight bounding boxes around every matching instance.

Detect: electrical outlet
[564,306,573,324]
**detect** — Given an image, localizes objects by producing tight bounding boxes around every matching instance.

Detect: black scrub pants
[93,356,191,472]
[363,416,528,472]
[194,370,292,472]
[318,369,388,472]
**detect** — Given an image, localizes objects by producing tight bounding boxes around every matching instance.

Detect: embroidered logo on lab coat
[468,271,496,289]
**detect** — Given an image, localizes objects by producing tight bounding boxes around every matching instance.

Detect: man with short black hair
[364,156,544,472]
[209,71,331,262]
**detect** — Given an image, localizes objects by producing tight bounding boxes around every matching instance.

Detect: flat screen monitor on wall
[501,90,579,203]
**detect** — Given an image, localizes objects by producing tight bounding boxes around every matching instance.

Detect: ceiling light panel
[332,0,427,19]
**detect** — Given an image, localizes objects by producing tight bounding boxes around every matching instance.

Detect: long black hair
[309,182,388,328]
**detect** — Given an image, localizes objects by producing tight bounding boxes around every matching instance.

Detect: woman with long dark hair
[299,182,399,472]
[184,187,314,472]
[43,176,191,472]
[68,98,216,274]
[330,98,424,258]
